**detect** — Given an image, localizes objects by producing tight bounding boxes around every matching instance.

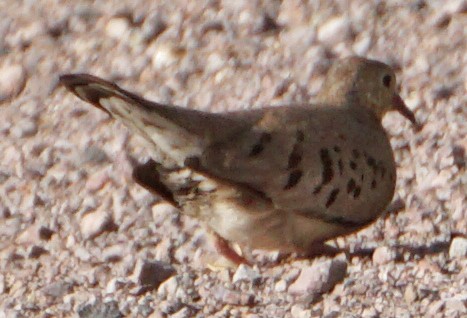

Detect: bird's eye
[382,74,391,88]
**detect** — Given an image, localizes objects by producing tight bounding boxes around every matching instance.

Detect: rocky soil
[0,0,465,317]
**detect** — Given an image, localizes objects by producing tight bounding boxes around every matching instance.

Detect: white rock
[85,170,110,192]
[449,237,467,258]
[102,244,124,262]
[274,279,287,292]
[0,64,25,101]
[74,246,91,262]
[170,307,190,318]
[353,34,372,55]
[232,264,261,284]
[291,304,311,318]
[289,259,347,295]
[361,307,378,317]
[105,278,126,294]
[281,26,316,52]
[16,224,40,244]
[106,17,130,39]
[152,202,178,222]
[205,53,226,73]
[317,16,351,45]
[372,246,396,265]
[151,43,185,69]
[157,276,179,298]
[10,118,38,138]
[442,0,467,14]
[404,284,418,303]
[445,296,466,312]
[79,210,114,239]
[427,300,444,316]
[0,274,5,294]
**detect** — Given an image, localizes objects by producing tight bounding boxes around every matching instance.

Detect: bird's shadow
[259,238,457,268]
[348,239,452,261]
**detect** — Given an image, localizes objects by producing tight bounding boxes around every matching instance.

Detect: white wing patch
[98,96,204,166]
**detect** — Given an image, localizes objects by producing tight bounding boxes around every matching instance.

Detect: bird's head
[319,56,420,128]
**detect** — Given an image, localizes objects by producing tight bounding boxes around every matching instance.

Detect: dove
[59,56,418,265]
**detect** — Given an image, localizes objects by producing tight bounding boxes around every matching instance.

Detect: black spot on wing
[347,178,356,193]
[313,185,322,194]
[249,144,263,156]
[353,186,361,198]
[296,130,305,142]
[338,159,344,175]
[380,165,386,178]
[312,148,334,195]
[366,155,377,173]
[325,188,340,208]
[346,178,361,199]
[284,170,303,190]
[287,130,304,169]
[288,148,302,169]
[320,148,333,185]
[249,132,272,157]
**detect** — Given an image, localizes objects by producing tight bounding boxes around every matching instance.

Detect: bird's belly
[206,200,294,251]
[204,199,354,252]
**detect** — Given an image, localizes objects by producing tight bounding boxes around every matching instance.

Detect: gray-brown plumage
[60,56,418,264]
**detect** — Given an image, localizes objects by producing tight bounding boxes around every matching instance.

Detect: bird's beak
[392,94,422,130]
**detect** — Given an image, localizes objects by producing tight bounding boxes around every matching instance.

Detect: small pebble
[0,64,26,101]
[449,237,467,258]
[317,16,351,44]
[10,119,38,138]
[79,210,115,239]
[289,259,347,295]
[232,264,261,285]
[106,17,130,39]
[372,246,396,265]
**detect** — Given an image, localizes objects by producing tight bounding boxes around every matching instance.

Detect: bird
[59,56,419,265]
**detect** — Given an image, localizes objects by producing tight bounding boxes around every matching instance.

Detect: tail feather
[60,74,210,166]
[132,159,178,206]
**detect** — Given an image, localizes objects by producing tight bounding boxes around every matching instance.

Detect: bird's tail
[59,74,212,166]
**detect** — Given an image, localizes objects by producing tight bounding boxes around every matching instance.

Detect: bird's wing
[199,106,392,227]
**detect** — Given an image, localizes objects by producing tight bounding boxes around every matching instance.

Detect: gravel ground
[0,0,466,317]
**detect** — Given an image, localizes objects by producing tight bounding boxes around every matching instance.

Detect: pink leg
[214,234,251,266]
